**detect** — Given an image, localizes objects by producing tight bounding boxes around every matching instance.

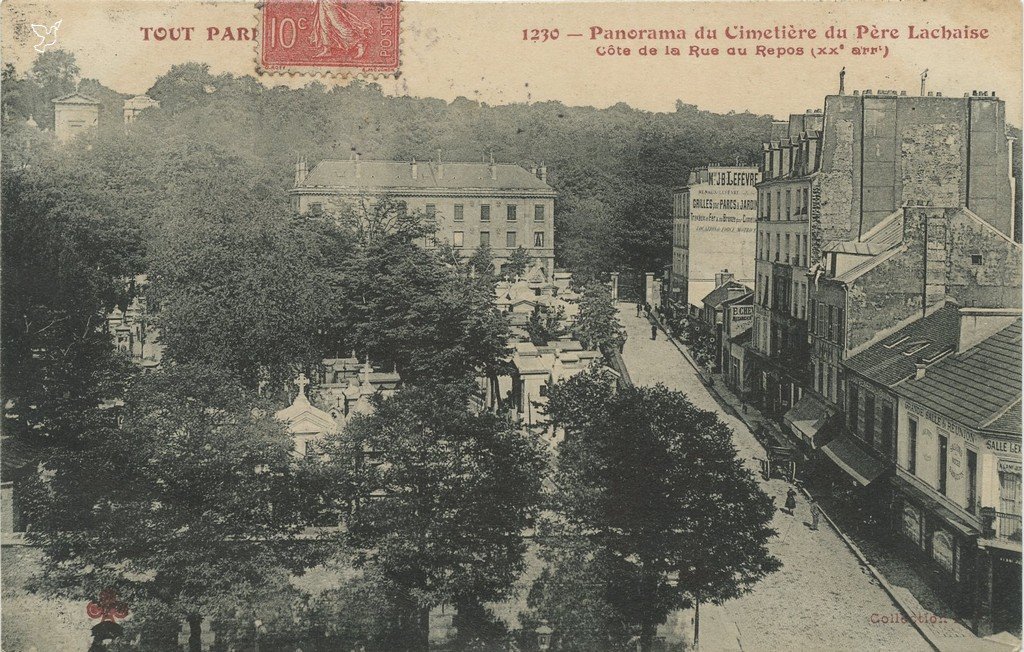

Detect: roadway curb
[649,316,945,652]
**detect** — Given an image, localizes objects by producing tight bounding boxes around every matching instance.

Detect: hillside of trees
[2,52,774,277]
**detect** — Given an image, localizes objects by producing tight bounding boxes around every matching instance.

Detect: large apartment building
[748,89,1018,421]
[671,165,760,308]
[290,157,558,278]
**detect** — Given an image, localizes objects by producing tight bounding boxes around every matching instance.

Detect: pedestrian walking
[784,487,797,515]
[650,323,658,340]
[810,497,821,530]
[636,301,643,317]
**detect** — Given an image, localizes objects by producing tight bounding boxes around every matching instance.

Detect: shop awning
[822,436,888,486]
[784,395,830,447]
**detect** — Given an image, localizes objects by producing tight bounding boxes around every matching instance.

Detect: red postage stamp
[259,0,400,74]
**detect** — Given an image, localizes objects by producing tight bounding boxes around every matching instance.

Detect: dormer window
[902,340,930,356]
[883,335,910,349]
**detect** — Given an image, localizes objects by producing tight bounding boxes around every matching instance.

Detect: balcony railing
[996,512,1022,542]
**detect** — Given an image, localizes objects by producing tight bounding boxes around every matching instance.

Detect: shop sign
[985,439,1022,455]
[902,504,922,547]
[932,529,955,575]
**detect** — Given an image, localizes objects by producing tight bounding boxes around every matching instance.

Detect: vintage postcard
[1,0,1021,650]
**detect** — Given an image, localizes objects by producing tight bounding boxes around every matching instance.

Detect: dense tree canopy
[321,383,548,650]
[22,364,319,649]
[539,370,781,651]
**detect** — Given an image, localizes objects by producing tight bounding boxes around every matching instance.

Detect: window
[507,205,517,221]
[848,385,858,429]
[881,404,893,457]
[765,193,771,219]
[967,450,978,514]
[774,234,780,261]
[534,205,545,222]
[453,231,464,248]
[971,254,983,265]
[809,299,817,333]
[309,202,323,215]
[454,204,464,222]
[480,231,490,247]
[836,307,845,344]
[864,394,875,445]
[785,190,791,220]
[938,434,948,495]
[534,231,545,247]
[506,231,517,248]
[480,205,491,222]
[784,234,791,263]
[426,204,436,218]
[827,305,835,341]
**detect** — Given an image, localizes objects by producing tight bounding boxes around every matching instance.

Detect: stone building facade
[289,157,557,278]
[671,165,760,308]
[747,89,1019,423]
[52,92,100,143]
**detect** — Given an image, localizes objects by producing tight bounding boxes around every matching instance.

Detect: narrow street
[618,307,933,652]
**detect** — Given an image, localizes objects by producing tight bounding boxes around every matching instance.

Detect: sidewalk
[646,311,1015,652]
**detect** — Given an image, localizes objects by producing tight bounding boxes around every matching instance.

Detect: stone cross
[294,373,310,397]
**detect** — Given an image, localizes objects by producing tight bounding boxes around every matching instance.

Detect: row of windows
[760,187,810,221]
[428,203,546,223]
[451,231,546,248]
[759,230,808,267]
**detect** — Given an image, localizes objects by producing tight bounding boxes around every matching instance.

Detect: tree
[27,49,79,128]
[467,244,495,279]
[573,282,625,353]
[504,246,531,280]
[144,144,337,392]
[327,198,510,385]
[23,364,319,650]
[1,140,143,456]
[525,304,568,346]
[322,383,548,650]
[542,370,780,651]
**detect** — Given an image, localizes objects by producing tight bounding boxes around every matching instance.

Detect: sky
[2,0,1021,124]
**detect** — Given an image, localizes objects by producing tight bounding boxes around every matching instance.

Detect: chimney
[838,67,846,95]
[914,360,927,380]
[411,158,418,180]
[957,308,1021,353]
[352,151,361,178]
[539,163,547,183]
[920,69,928,96]
[436,149,444,179]
[489,152,497,180]
[715,269,734,287]
[294,156,307,186]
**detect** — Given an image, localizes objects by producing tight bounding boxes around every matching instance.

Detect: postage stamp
[258,0,400,75]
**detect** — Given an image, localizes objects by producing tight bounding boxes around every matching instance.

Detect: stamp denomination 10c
[259,0,399,75]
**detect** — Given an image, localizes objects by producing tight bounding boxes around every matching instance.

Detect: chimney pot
[914,362,927,379]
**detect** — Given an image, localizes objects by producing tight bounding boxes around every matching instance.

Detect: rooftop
[896,320,1022,433]
[296,160,556,193]
[844,303,961,387]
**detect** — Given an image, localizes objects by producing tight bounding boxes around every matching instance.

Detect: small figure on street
[651,324,658,340]
[783,487,797,515]
[809,497,821,530]
[636,301,643,317]
[644,301,651,315]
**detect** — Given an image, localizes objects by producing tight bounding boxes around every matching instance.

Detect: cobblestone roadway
[620,307,932,652]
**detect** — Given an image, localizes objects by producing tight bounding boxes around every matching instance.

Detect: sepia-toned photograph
[0,0,1021,650]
